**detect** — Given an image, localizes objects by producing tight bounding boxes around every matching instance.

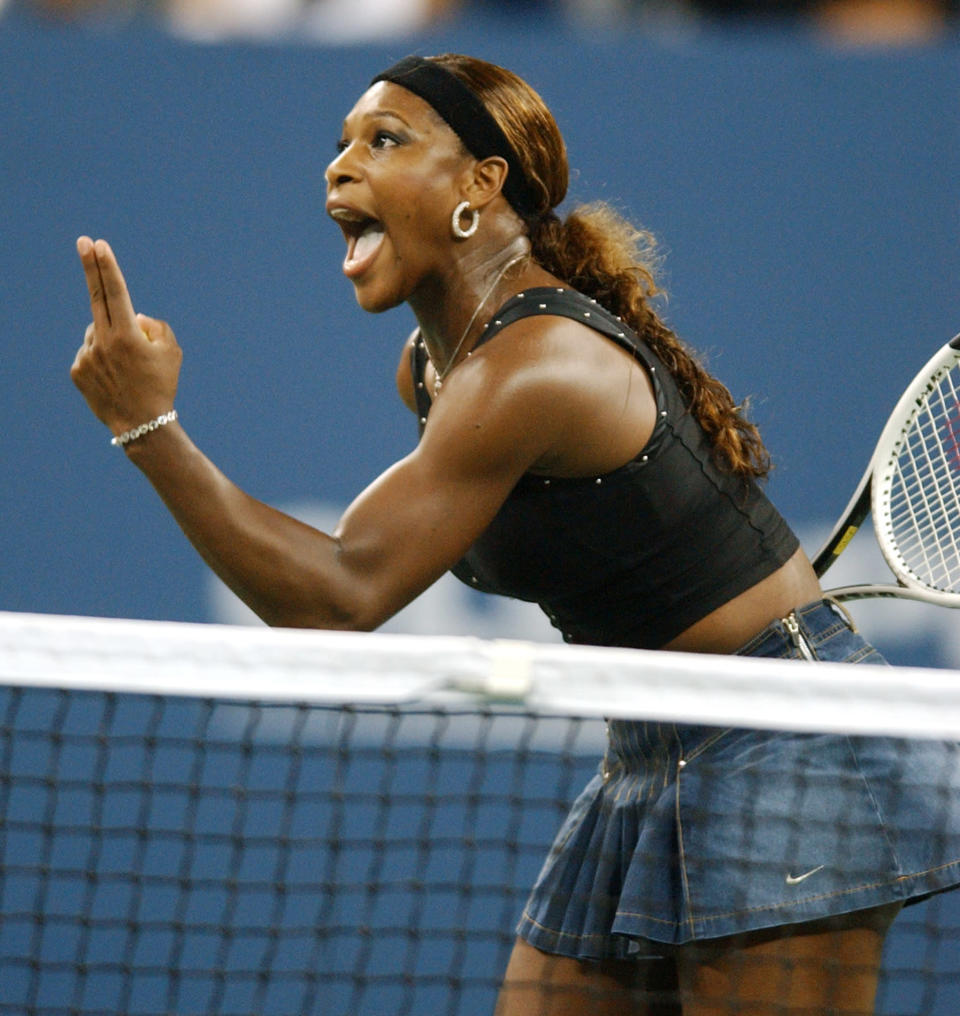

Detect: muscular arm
[119,401,534,631]
[71,239,559,631]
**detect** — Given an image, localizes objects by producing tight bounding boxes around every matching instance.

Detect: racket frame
[812,333,960,606]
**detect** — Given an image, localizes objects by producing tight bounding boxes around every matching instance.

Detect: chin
[351,277,406,315]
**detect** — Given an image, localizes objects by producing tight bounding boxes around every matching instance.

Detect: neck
[411,237,531,378]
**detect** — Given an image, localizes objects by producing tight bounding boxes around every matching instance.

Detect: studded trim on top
[410,287,667,444]
[407,286,799,649]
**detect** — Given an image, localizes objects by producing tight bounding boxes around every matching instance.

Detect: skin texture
[71,76,890,1015]
[496,907,900,1016]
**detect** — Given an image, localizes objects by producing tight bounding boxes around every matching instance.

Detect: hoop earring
[451,200,480,239]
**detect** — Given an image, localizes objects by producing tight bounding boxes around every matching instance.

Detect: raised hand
[71,237,182,441]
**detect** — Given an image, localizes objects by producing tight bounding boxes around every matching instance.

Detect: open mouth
[330,208,386,279]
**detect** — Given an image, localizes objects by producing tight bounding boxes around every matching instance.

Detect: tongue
[351,222,384,264]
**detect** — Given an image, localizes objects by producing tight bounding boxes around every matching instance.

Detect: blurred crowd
[2,0,956,45]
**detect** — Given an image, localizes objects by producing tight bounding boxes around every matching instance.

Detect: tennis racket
[812,332,960,606]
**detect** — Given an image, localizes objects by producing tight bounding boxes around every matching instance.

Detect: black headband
[370,56,537,218]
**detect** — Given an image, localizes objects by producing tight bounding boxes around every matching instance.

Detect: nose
[324,144,359,191]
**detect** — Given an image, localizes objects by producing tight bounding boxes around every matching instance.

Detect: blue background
[2,15,959,666]
[0,14,959,1014]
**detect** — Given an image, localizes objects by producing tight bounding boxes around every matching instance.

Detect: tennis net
[1,609,959,1015]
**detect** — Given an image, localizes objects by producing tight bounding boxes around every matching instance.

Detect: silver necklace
[431,252,527,395]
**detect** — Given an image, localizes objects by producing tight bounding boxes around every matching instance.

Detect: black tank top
[410,287,799,649]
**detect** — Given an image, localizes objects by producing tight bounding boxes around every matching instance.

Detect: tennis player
[71,53,960,1015]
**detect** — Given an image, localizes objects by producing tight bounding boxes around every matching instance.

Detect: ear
[461,156,510,212]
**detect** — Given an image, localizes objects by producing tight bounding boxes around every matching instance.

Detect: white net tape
[3,610,960,1016]
[4,610,960,738]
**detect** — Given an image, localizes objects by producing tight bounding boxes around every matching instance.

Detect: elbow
[258,589,389,634]
[240,540,400,632]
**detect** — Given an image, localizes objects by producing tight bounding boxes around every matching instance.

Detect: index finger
[77,236,138,332]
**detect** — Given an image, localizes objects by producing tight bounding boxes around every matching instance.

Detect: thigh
[495,937,680,1016]
[675,904,900,1016]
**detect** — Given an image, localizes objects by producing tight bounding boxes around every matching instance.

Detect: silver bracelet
[111,410,178,448]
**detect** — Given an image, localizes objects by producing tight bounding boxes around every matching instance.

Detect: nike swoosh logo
[785,865,825,885]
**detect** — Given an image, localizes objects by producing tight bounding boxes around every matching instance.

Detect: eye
[371,130,401,150]
[335,128,403,157]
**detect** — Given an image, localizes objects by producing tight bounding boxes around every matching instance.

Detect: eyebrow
[341,109,414,132]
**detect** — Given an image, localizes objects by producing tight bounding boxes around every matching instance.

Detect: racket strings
[887,365,960,591]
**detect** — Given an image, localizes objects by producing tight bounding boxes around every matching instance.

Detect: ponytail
[530,203,771,479]
[429,54,769,477]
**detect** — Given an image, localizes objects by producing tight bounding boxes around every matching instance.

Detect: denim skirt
[517,599,960,958]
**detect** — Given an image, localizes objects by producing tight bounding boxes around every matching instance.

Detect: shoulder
[427,308,655,475]
[395,327,421,413]
[468,300,644,412]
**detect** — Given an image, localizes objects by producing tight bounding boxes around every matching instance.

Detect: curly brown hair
[430,53,771,479]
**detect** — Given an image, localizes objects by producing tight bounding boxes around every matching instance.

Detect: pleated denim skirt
[517,599,960,958]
